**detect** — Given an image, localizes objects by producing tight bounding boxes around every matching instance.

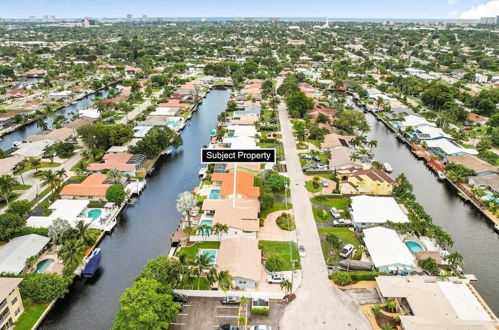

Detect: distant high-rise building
[127,14,132,22]
[480,17,496,24]
[29,16,36,21]
[142,15,147,21]
[268,17,279,22]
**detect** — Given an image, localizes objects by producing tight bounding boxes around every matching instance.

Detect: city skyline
[1,0,499,19]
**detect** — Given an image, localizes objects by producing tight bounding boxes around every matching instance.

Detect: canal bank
[0,84,117,151]
[39,88,231,329]
[365,112,499,315]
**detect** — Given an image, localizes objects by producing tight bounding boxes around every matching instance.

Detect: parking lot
[170,297,286,329]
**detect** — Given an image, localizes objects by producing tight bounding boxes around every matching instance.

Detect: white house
[0,234,50,274]
[27,200,90,228]
[363,227,415,274]
[350,195,409,228]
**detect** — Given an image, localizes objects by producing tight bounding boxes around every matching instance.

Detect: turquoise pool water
[167,120,182,129]
[390,121,400,127]
[199,220,213,235]
[87,209,102,220]
[405,240,425,254]
[210,129,216,136]
[228,132,235,137]
[209,189,221,199]
[36,259,54,273]
[200,249,218,266]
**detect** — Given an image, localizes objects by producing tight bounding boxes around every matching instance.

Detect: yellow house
[0,278,24,329]
[338,168,393,196]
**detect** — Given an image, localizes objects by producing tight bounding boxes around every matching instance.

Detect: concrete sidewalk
[277,102,370,330]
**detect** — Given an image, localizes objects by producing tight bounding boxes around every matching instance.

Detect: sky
[1,0,499,19]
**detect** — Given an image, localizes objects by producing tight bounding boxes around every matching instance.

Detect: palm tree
[212,223,229,241]
[14,159,28,185]
[193,253,214,290]
[367,139,378,152]
[36,118,48,131]
[56,168,67,181]
[25,255,38,271]
[74,160,88,176]
[444,251,464,276]
[280,279,292,295]
[197,224,212,241]
[312,176,321,189]
[41,169,62,199]
[217,270,232,292]
[74,220,92,245]
[182,225,196,242]
[0,174,17,205]
[58,239,85,270]
[106,168,124,184]
[29,157,41,173]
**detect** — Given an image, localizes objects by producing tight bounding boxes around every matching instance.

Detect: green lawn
[22,162,61,173]
[305,180,322,193]
[178,277,210,290]
[318,228,361,248]
[259,201,292,220]
[259,240,301,271]
[12,184,32,190]
[313,208,331,223]
[68,175,87,182]
[14,302,50,330]
[310,197,350,216]
[305,139,321,148]
[176,242,220,261]
[258,142,275,148]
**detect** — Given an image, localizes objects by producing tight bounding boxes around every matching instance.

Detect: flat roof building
[350,195,409,228]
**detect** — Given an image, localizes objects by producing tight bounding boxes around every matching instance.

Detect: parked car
[173,293,189,303]
[298,244,306,257]
[332,219,353,227]
[340,244,354,258]
[249,326,272,330]
[221,296,240,305]
[322,180,329,187]
[313,155,321,162]
[267,273,285,284]
[329,207,341,219]
[301,154,312,160]
[219,324,239,330]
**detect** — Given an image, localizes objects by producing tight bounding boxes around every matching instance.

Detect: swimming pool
[87,209,103,221]
[405,240,425,254]
[199,220,213,235]
[200,249,218,266]
[209,189,221,200]
[36,259,54,273]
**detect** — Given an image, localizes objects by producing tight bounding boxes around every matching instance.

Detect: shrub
[350,271,386,281]
[0,213,25,241]
[276,213,295,231]
[106,184,126,204]
[318,209,328,220]
[332,271,352,286]
[6,199,34,217]
[265,255,285,272]
[19,273,70,303]
[252,308,270,316]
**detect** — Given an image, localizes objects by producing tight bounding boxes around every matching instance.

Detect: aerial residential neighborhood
[0,1,498,330]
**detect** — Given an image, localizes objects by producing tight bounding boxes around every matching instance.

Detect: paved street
[277,102,370,330]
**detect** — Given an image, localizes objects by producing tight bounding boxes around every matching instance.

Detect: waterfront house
[363,226,415,274]
[124,66,142,78]
[0,155,25,176]
[27,200,90,228]
[446,154,497,176]
[350,195,409,228]
[200,198,260,239]
[336,168,394,195]
[0,278,24,329]
[26,127,76,143]
[157,100,190,109]
[87,152,147,175]
[467,113,489,126]
[408,124,451,141]
[221,125,258,149]
[328,147,363,170]
[425,139,478,157]
[321,133,355,152]
[376,276,497,329]
[211,171,260,199]
[469,174,499,195]
[231,114,259,126]
[12,139,54,158]
[399,115,435,132]
[216,237,262,289]
[0,234,50,274]
[60,174,111,201]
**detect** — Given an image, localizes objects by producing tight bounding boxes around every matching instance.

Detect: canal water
[0,87,112,151]
[366,113,499,314]
[39,89,231,329]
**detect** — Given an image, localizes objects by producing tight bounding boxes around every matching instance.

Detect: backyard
[258,240,301,271]
[175,241,220,262]
[318,227,361,265]
[14,302,50,330]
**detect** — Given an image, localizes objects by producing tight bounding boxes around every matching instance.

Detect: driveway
[277,102,370,330]
[258,210,297,242]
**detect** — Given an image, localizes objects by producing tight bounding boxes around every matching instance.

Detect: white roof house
[27,199,90,228]
[363,227,415,273]
[12,139,54,158]
[223,125,258,149]
[0,234,50,274]
[412,124,451,140]
[350,195,409,228]
[78,108,100,119]
[376,276,496,329]
[426,139,478,156]
[399,115,435,131]
[150,107,180,117]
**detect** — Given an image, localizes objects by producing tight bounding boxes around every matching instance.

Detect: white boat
[199,167,207,177]
[437,172,446,181]
[383,162,393,173]
[12,141,22,148]
[494,224,499,234]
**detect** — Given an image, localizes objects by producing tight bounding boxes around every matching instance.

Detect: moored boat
[81,253,102,278]
[437,172,446,181]
[383,162,393,173]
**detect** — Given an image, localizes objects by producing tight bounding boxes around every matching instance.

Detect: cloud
[448,0,458,5]
[459,0,499,18]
